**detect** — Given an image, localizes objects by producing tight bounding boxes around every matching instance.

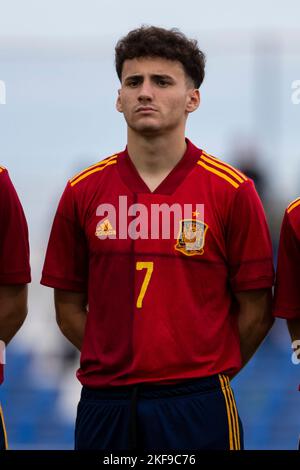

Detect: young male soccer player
[0,167,30,450]
[41,26,274,450]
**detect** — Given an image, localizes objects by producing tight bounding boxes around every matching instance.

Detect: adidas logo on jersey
[95,219,116,238]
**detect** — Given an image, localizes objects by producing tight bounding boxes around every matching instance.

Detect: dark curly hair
[115,26,206,89]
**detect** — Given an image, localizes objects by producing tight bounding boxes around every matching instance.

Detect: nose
[138,79,154,103]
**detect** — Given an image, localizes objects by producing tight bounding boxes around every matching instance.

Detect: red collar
[117,138,202,195]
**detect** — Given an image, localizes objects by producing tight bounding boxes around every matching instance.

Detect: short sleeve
[0,170,31,284]
[226,180,274,292]
[274,212,300,319]
[41,182,88,292]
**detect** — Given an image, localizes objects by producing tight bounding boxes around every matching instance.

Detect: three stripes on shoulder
[70,155,118,187]
[198,151,247,189]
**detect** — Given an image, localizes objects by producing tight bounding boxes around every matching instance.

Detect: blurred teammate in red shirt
[0,167,30,450]
[274,198,300,448]
[274,198,300,333]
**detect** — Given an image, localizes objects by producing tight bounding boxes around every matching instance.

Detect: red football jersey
[41,139,274,388]
[274,198,300,318]
[0,167,31,384]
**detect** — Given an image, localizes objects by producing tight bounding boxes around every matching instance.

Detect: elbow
[55,309,71,337]
[56,310,66,333]
[261,312,275,334]
[2,305,28,344]
[14,284,28,330]
[18,305,28,329]
[12,304,28,333]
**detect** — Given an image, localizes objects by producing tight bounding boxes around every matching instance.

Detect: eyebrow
[123,73,175,83]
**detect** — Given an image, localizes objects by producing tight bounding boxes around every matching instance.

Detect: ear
[116,89,123,113]
[186,89,200,113]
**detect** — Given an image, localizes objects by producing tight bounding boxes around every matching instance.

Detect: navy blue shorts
[75,374,243,451]
[0,404,7,451]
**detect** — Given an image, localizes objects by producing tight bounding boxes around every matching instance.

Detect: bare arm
[235,288,273,369]
[54,289,88,350]
[0,285,28,344]
[287,318,300,343]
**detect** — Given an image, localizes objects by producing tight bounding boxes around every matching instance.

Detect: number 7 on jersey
[136,261,154,309]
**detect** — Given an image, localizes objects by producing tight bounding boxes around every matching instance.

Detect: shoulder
[0,167,22,210]
[286,197,300,216]
[0,166,13,190]
[197,149,249,192]
[68,153,119,189]
[0,166,8,180]
[284,197,300,235]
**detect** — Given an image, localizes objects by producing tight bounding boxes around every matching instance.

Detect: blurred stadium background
[0,0,299,449]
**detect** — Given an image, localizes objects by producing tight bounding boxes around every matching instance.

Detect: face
[116,57,200,136]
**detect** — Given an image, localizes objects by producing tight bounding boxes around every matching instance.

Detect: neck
[127,128,187,176]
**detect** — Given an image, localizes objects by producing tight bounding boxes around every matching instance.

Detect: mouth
[135,107,157,113]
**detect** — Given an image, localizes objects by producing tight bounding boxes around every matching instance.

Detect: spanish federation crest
[175,219,208,256]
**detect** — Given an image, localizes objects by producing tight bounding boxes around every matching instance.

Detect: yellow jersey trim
[69,154,118,183]
[201,154,246,184]
[202,150,247,182]
[197,161,240,189]
[0,405,8,450]
[224,375,241,450]
[287,197,300,214]
[70,159,117,187]
[218,374,241,450]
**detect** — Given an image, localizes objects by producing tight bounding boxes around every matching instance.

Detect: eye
[156,78,169,87]
[126,78,141,88]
